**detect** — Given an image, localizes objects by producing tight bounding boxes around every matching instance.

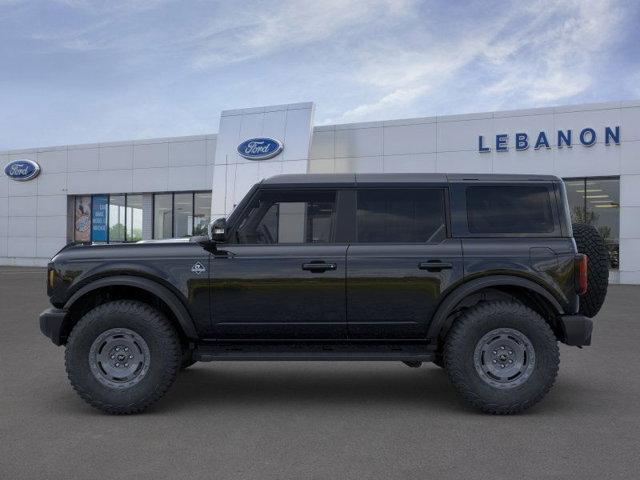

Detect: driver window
[236,190,336,244]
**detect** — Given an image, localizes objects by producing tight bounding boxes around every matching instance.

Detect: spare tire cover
[572,223,609,318]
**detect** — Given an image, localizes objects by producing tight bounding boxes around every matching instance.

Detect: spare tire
[572,223,609,318]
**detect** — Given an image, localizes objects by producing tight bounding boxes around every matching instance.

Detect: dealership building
[1,100,639,283]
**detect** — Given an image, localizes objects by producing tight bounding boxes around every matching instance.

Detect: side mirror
[209,217,228,243]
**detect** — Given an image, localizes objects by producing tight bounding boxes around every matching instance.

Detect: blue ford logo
[237,137,283,160]
[4,159,41,181]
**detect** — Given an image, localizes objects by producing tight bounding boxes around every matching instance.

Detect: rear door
[346,187,463,339]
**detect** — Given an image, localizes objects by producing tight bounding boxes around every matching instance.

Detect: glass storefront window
[74,196,91,242]
[194,192,212,236]
[154,194,173,239]
[126,194,143,242]
[152,191,212,239]
[108,195,126,242]
[564,177,620,269]
[71,191,212,242]
[174,193,193,238]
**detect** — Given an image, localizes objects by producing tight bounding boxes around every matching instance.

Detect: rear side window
[356,189,446,243]
[466,186,554,234]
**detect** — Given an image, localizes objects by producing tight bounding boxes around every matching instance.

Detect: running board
[194,343,435,362]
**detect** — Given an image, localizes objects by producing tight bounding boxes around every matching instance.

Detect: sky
[1,0,639,150]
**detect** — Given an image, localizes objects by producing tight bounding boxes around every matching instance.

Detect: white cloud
[334,0,625,122]
[191,0,414,69]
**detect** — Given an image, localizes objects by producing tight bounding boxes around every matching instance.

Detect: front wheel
[444,301,559,414]
[65,300,182,414]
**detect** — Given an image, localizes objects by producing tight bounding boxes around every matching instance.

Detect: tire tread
[65,300,181,415]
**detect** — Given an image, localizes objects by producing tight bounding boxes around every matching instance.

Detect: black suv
[39,174,609,414]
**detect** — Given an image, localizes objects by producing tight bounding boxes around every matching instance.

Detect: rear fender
[427,275,564,341]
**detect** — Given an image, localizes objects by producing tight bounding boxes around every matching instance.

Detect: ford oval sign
[237,138,283,160]
[4,159,41,182]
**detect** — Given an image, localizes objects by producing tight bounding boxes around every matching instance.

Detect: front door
[346,188,464,339]
[211,189,347,339]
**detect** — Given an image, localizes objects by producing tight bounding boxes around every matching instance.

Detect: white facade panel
[308,158,334,173]
[7,236,36,258]
[281,106,315,162]
[169,140,206,167]
[554,142,621,178]
[383,123,436,155]
[438,118,493,152]
[8,216,37,237]
[334,156,383,173]
[8,177,37,197]
[132,167,169,192]
[134,142,169,169]
[0,172,7,197]
[620,106,640,142]
[36,195,67,217]
[36,237,66,258]
[167,166,208,191]
[335,127,382,158]
[68,147,99,171]
[8,195,36,217]
[437,150,492,173]
[36,149,67,173]
[309,130,334,160]
[620,140,640,175]
[383,153,437,173]
[36,215,67,238]
[99,144,133,170]
[620,175,640,206]
[37,172,67,196]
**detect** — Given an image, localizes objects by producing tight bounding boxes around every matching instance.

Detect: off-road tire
[65,300,181,414]
[572,222,609,318]
[444,301,559,414]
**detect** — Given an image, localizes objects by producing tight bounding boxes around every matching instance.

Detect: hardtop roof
[261,173,560,187]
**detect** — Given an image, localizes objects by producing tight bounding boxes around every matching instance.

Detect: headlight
[47,263,57,293]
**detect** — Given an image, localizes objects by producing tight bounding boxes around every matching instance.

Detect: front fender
[63,275,198,339]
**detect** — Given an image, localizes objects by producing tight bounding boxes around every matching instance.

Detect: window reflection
[174,193,193,238]
[126,194,143,242]
[563,177,619,269]
[109,195,126,242]
[154,194,172,239]
[194,192,212,236]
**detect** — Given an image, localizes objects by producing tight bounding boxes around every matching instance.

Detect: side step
[194,343,435,362]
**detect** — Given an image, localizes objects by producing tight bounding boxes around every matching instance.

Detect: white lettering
[9,164,30,176]
[244,141,272,155]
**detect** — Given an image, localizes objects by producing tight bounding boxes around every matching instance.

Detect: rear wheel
[572,222,609,318]
[65,300,181,414]
[444,301,559,414]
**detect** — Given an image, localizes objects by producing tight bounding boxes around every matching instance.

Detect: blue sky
[1,0,639,150]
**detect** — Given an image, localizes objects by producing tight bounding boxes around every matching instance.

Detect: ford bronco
[39,174,608,414]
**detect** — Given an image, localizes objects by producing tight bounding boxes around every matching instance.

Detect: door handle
[418,261,453,272]
[302,262,337,273]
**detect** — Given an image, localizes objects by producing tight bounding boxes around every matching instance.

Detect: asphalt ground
[1,266,639,479]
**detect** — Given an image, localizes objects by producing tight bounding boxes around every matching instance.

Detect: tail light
[575,254,588,295]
